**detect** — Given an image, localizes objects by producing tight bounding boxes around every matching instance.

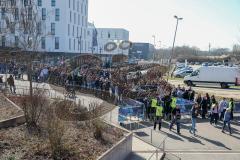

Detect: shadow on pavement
[196,135,232,150]
[160,130,184,141]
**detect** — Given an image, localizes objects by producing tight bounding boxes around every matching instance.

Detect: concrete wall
[0,115,25,129]
[97,132,133,160]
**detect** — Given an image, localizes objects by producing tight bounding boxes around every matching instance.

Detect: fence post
[151,129,153,144]
[156,150,158,160]
[163,139,165,152]
[110,110,112,123]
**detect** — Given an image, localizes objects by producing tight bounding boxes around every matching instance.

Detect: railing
[147,136,167,160]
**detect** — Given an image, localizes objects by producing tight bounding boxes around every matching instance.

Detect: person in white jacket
[219,98,228,121]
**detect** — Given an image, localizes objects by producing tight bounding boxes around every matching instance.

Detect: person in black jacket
[206,93,211,110]
[201,96,208,119]
[162,94,171,121]
[169,105,181,134]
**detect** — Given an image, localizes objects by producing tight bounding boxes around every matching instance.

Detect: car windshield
[191,70,199,76]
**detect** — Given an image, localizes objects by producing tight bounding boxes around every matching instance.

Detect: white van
[184,66,240,88]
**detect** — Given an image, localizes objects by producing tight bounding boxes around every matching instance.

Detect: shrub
[21,89,48,133]
[46,102,65,160]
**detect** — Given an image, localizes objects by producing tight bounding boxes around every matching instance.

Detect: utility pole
[209,43,211,54]
[167,15,183,82]
[152,35,156,61]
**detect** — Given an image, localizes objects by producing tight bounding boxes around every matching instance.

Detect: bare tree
[0,0,48,96]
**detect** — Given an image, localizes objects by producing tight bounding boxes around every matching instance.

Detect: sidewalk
[125,136,164,160]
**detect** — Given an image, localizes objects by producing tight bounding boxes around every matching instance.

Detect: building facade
[87,25,130,55]
[129,43,155,60]
[0,0,89,54]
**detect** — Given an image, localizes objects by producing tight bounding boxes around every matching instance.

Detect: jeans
[222,121,232,134]
[169,118,180,133]
[154,116,162,130]
[210,113,218,125]
[190,118,196,134]
[220,109,226,121]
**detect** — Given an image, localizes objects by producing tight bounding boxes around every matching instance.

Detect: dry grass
[0,94,23,121]
[1,97,125,160]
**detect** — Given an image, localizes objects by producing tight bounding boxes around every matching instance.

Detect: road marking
[165,150,240,154]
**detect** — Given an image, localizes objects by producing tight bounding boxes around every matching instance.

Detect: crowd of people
[0,61,237,137]
[147,85,236,136]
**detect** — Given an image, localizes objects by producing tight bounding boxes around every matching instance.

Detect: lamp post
[167,15,183,81]
[152,35,156,61]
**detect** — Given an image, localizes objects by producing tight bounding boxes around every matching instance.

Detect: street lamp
[152,35,156,61]
[167,15,183,81]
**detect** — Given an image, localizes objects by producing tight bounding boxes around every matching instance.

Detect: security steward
[154,100,164,131]
[170,95,177,120]
[151,98,158,121]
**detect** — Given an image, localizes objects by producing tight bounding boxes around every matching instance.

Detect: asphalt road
[169,79,240,100]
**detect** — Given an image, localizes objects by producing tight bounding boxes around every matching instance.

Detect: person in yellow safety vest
[171,96,177,111]
[150,98,157,121]
[151,98,158,108]
[154,103,164,131]
[229,98,234,120]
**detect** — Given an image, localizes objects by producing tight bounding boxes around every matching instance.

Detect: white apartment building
[0,0,89,54]
[87,25,130,55]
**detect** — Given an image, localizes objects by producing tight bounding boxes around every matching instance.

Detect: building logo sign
[104,40,132,52]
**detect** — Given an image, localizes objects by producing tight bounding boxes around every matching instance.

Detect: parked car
[195,62,200,65]
[202,62,208,66]
[174,70,193,78]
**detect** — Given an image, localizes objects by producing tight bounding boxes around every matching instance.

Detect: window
[38,0,42,6]
[55,37,59,49]
[77,27,79,37]
[78,14,80,25]
[69,38,71,50]
[69,0,71,8]
[42,8,46,20]
[73,0,75,10]
[108,32,111,38]
[55,8,60,21]
[81,3,83,13]
[74,13,76,24]
[191,70,199,77]
[24,0,28,6]
[37,22,41,34]
[70,11,72,23]
[10,0,16,6]
[68,24,70,36]
[14,8,19,20]
[2,36,6,47]
[51,0,56,7]
[82,16,84,26]
[10,22,15,33]
[72,26,74,36]
[74,39,75,50]
[77,1,80,12]
[15,36,19,47]
[1,8,6,19]
[51,23,55,35]
[41,37,45,49]
[28,7,32,20]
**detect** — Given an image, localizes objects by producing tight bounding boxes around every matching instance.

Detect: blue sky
[89,0,240,50]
